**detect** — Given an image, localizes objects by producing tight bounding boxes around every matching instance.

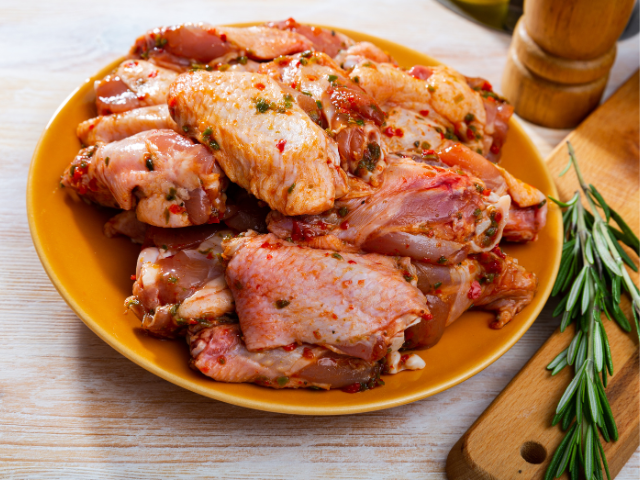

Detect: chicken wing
[259,51,387,184]
[77,105,179,146]
[126,226,235,338]
[168,71,349,216]
[95,60,178,115]
[61,129,227,227]
[268,154,511,264]
[189,324,382,390]
[223,233,430,362]
[404,247,538,348]
[342,56,512,160]
[131,23,312,71]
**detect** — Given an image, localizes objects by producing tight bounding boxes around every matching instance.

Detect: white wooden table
[1,1,638,478]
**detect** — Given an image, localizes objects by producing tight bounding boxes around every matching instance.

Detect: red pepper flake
[302,347,314,359]
[341,383,361,394]
[72,168,83,181]
[339,220,349,230]
[88,124,95,130]
[494,211,503,223]
[482,188,492,196]
[276,139,286,152]
[313,330,321,340]
[88,178,99,192]
[207,215,221,224]
[282,343,297,352]
[467,128,475,140]
[468,280,482,300]
[434,289,442,295]
[168,204,186,214]
[491,246,506,259]
[260,241,281,250]
[400,354,411,363]
[130,275,136,281]
[383,126,404,137]
[254,83,265,90]
[348,260,357,265]
[168,97,177,107]
[290,82,297,89]
[490,144,500,154]
[206,252,214,259]
[78,185,87,195]
[220,33,227,42]
[148,70,158,78]
[421,313,434,321]
[422,149,436,156]
[482,81,492,91]
[266,254,273,260]
[419,109,430,117]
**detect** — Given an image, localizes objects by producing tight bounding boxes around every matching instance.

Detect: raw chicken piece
[268,154,511,264]
[168,71,349,216]
[103,210,148,244]
[404,247,538,348]
[223,233,430,362]
[131,23,312,71]
[436,143,548,242]
[259,51,387,183]
[126,226,235,338]
[95,60,178,115]
[334,41,396,65]
[265,18,355,58]
[189,324,383,390]
[77,105,179,146]
[342,57,512,160]
[60,129,227,227]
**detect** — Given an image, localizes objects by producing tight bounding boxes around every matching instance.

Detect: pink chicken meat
[223,233,430,362]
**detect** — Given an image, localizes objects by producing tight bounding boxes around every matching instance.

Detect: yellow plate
[27,26,563,415]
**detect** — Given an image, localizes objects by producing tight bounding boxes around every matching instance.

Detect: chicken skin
[95,60,178,115]
[168,70,349,216]
[77,105,179,146]
[189,324,383,390]
[223,233,430,362]
[131,23,313,71]
[61,129,227,227]
[126,226,235,338]
[259,51,387,184]
[268,154,510,264]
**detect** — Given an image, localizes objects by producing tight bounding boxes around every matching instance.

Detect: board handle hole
[520,441,547,464]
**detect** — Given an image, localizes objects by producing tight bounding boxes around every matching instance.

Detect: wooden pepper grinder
[502,0,635,128]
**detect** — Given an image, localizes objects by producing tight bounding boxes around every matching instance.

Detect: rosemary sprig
[544,142,640,480]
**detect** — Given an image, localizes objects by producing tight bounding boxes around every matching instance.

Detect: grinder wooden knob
[501,0,635,128]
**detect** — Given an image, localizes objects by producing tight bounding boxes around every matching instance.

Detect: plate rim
[27,24,562,415]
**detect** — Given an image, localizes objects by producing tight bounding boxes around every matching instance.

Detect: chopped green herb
[145,155,154,171]
[234,280,243,290]
[167,275,178,284]
[316,100,323,109]
[155,36,168,48]
[465,113,475,123]
[357,142,381,172]
[166,187,177,201]
[403,274,414,282]
[331,253,343,260]
[437,256,447,264]
[254,97,271,113]
[276,376,289,386]
[338,206,349,218]
[353,76,360,84]
[238,55,248,65]
[434,282,442,289]
[427,85,436,93]
[287,183,296,194]
[327,74,338,83]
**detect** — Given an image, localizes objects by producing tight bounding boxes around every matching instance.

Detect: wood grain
[0,1,638,478]
[446,71,640,480]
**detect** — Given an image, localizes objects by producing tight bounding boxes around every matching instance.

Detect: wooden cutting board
[446,70,640,479]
